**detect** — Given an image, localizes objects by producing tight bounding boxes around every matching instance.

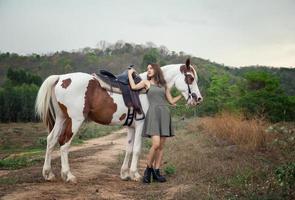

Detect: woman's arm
[165,86,183,105]
[128,68,149,90]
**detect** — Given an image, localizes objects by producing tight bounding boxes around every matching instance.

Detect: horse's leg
[129,122,144,181]
[60,119,83,183]
[42,117,65,181]
[120,127,135,180]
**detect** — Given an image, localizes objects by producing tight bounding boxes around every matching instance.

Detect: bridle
[184,71,196,103]
[185,74,192,103]
[179,58,198,103]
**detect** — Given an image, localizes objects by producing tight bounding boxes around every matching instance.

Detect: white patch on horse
[55,73,91,121]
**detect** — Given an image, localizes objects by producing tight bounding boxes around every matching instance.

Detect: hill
[0,41,294,95]
[0,41,294,123]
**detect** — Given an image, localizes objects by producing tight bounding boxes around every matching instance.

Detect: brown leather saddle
[96,66,146,126]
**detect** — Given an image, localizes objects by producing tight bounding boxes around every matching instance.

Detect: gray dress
[142,84,174,137]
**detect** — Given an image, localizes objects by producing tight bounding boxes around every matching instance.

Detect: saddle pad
[92,74,147,94]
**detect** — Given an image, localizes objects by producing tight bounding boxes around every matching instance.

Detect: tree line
[0,68,40,122]
[0,41,294,122]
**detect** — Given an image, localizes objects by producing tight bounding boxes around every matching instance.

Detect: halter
[186,79,192,102]
[180,58,196,103]
[184,71,194,103]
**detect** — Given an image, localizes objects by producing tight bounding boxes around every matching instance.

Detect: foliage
[6,67,42,86]
[275,162,295,189]
[0,157,43,170]
[141,48,160,71]
[196,74,240,116]
[0,83,39,122]
[239,71,295,122]
[0,41,294,122]
[76,123,120,140]
[164,164,176,175]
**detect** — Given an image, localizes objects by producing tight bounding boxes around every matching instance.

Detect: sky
[0,0,294,67]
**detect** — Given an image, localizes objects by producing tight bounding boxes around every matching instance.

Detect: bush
[191,112,268,150]
[164,164,176,175]
[275,162,295,188]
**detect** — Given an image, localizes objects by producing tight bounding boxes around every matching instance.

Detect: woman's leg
[154,137,166,169]
[146,135,160,167]
[143,135,160,183]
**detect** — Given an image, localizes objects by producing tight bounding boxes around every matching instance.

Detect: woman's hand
[171,103,177,107]
[166,88,183,105]
[128,69,147,90]
[128,68,136,75]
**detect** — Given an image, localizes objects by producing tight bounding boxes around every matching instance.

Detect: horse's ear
[186,58,190,68]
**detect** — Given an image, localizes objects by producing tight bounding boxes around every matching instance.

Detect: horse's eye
[185,74,194,84]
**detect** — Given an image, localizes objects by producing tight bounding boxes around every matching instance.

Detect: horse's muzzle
[192,93,203,104]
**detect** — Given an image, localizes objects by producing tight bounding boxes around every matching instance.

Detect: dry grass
[189,112,269,150]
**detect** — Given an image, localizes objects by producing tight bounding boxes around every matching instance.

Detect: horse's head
[174,58,203,106]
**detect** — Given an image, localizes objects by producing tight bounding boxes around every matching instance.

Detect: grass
[164,164,176,175]
[76,122,120,141]
[190,111,269,150]
[0,177,18,185]
[0,157,43,170]
[0,122,120,170]
[156,113,295,199]
[116,152,125,166]
[1,114,295,199]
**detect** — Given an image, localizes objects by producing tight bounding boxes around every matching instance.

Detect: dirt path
[0,128,146,200]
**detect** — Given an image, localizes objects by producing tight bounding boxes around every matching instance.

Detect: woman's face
[147,64,155,78]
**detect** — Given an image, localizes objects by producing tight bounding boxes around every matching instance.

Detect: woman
[128,63,182,183]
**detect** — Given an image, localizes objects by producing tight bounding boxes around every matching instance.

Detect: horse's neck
[139,64,180,87]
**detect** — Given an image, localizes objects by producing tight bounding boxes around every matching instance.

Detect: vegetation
[196,112,268,150]
[0,41,293,123]
[0,68,40,122]
[0,122,119,170]
[0,41,295,122]
[161,115,295,199]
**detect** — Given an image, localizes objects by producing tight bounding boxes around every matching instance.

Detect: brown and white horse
[35,59,202,183]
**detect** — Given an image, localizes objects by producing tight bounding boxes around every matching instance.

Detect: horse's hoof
[130,171,142,182]
[67,176,77,184]
[120,169,130,180]
[131,176,141,182]
[43,169,56,181]
[61,171,77,184]
[120,175,130,181]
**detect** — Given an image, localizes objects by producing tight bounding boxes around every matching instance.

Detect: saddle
[95,67,146,126]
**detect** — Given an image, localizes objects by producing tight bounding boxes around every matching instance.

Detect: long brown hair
[147,63,167,88]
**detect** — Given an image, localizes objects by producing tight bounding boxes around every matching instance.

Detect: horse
[35,58,203,183]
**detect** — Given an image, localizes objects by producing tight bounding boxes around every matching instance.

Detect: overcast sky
[0,0,294,67]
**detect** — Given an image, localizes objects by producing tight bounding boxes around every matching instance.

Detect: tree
[197,74,240,115]
[6,68,42,86]
[141,48,160,71]
[239,71,295,122]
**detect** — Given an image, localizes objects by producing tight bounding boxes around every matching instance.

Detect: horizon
[0,0,294,68]
[1,40,294,69]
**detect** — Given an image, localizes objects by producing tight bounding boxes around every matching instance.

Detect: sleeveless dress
[142,84,174,137]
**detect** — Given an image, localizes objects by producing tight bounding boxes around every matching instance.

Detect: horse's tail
[35,75,60,132]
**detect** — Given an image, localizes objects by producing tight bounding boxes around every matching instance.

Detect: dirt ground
[2,119,294,200]
[0,128,179,200]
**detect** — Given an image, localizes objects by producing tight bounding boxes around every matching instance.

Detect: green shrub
[164,164,176,175]
[0,157,42,170]
[275,162,295,188]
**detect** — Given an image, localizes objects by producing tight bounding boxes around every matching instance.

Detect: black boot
[142,166,153,183]
[152,168,166,182]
